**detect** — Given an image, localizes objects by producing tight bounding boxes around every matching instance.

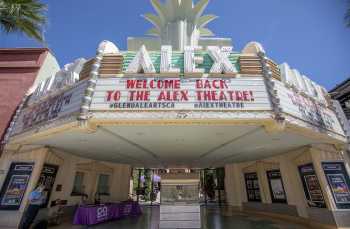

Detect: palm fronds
[0,0,47,42]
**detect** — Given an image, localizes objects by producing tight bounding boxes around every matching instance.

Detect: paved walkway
[50,206,308,229]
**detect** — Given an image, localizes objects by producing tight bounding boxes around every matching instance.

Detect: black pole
[204,169,207,205]
[150,169,154,206]
[137,169,141,203]
[217,168,221,206]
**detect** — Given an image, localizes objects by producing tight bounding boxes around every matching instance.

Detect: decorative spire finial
[143,0,217,50]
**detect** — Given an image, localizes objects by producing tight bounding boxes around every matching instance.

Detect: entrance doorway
[131,168,226,206]
[132,169,161,204]
[200,168,226,205]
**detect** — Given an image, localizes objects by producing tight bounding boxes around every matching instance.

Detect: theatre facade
[1,0,350,228]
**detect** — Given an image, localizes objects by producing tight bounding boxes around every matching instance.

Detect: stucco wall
[225,144,350,228]
[0,49,60,148]
[0,147,131,228]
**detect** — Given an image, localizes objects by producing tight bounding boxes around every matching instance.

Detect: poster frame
[322,162,350,209]
[298,163,326,208]
[266,170,287,204]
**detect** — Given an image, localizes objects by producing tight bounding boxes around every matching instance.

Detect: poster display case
[37,164,59,208]
[244,172,261,202]
[266,170,287,203]
[322,162,350,209]
[0,162,34,210]
[298,163,326,208]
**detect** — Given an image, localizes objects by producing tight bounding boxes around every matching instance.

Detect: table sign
[73,201,142,226]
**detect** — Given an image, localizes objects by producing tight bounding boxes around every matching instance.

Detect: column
[225,163,243,210]
[256,162,271,204]
[279,155,309,218]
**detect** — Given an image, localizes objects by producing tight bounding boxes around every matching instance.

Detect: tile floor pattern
[50,206,309,229]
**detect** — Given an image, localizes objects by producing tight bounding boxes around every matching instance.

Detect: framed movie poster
[322,162,350,209]
[266,170,287,203]
[1,175,30,206]
[0,162,34,210]
[36,164,59,208]
[298,163,326,208]
[245,172,261,202]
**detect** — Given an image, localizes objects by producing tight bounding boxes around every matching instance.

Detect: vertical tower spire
[143,0,217,51]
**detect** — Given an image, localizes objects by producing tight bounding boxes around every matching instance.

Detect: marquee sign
[11,80,88,136]
[274,80,344,135]
[90,77,272,111]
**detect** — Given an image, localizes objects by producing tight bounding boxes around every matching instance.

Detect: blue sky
[1,0,349,90]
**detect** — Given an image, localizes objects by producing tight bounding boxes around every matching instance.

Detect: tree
[0,0,47,43]
[346,1,350,27]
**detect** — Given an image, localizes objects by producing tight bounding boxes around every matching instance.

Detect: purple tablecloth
[73,201,142,225]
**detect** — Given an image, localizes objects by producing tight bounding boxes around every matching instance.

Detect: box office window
[298,163,326,208]
[266,170,287,203]
[322,162,350,209]
[72,172,85,196]
[0,162,34,210]
[97,174,110,195]
[244,172,261,202]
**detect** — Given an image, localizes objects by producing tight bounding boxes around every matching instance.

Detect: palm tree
[0,0,47,43]
[346,5,350,27]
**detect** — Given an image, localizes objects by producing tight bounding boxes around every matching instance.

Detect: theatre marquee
[90,77,272,111]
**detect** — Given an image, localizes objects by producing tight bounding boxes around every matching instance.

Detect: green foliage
[132,169,153,201]
[346,5,350,27]
[143,169,152,201]
[204,169,216,200]
[0,0,47,42]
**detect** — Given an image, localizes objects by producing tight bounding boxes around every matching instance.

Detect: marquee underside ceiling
[29,124,327,168]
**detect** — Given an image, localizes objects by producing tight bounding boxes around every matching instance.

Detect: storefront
[0,0,350,228]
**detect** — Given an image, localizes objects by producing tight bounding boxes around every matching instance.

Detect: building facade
[330,78,350,139]
[0,48,60,152]
[0,0,350,228]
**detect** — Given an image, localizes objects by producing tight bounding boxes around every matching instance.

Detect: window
[71,172,85,196]
[97,174,110,195]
